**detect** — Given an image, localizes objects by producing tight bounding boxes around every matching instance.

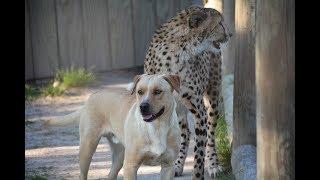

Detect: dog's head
[130,74,180,122]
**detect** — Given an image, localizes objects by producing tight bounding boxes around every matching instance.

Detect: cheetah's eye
[138,90,143,95]
[154,89,162,95]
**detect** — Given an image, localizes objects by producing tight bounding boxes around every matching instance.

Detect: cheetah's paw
[173,164,184,176]
[207,165,224,178]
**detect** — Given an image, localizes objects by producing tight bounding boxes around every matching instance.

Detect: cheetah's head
[158,6,231,52]
[187,6,231,47]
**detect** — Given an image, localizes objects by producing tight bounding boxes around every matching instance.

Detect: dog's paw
[207,165,224,178]
[173,164,183,176]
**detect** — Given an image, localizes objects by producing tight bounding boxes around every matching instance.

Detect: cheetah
[144,5,231,179]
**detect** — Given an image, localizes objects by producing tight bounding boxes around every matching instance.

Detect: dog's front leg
[123,165,138,180]
[160,163,174,180]
[123,151,141,180]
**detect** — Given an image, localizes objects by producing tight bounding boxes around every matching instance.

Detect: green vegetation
[216,171,235,180]
[25,84,41,101]
[56,66,95,88]
[25,175,47,180]
[216,115,232,169]
[25,67,95,101]
[215,115,234,179]
[40,84,66,97]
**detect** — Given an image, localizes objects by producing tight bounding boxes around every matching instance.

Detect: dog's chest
[141,136,167,165]
[142,148,171,166]
[140,125,172,166]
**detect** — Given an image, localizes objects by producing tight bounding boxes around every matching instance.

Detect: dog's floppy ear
[130,74,142,95]
[163,74,180,93]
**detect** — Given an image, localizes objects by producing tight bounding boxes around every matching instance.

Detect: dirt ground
[25,68,214,180]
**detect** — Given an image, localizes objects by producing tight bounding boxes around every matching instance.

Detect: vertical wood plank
[233,0,256,149]
[222,0,235,75]
[132,0,156,66]
[256,0,295,179]
[25,0,34,80]
[180,0,192,10]
[107,0,135,69]
[191,0,204,7]
[232,1,257,178]
[155,0,179,26]
[81,0,112,72]
[28,0,59,78]
[56,0,85,69]
[169,0,181,18]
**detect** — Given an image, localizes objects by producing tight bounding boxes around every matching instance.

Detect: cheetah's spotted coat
[144,6,231,179]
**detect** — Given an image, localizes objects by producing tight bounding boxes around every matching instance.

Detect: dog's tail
[44,108,82,127]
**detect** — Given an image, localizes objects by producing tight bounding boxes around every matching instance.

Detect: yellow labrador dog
[45,74,181,180]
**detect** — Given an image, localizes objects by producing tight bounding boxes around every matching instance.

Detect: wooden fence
[25,0,193,80]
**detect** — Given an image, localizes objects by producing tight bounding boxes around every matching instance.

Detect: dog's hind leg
[173,103,190,176]
[79,119,102,180]
[106,133,125,180]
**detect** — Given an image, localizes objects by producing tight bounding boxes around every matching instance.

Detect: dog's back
[45,87,135,129]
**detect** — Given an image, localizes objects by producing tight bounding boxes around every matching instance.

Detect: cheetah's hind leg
[173,102,190,176]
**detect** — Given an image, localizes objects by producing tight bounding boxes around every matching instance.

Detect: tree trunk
[222,0,235,75]
[256,0,295,179]
[221,0,235,144]
[231,0,257,179]
[233,0,256,151]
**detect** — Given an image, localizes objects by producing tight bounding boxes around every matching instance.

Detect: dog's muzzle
[141,106,165,122]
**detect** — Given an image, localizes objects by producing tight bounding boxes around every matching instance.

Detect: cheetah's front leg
[180,92,207,180]
[204,88,224,178]
[204,52,224,178]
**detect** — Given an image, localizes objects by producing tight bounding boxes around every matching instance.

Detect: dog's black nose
[140,102,150,113]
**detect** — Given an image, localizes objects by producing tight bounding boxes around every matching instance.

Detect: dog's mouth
[141,106,165,122]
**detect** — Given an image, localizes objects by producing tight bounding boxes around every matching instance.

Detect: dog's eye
[138,90,143,95]
[154,90,162,95]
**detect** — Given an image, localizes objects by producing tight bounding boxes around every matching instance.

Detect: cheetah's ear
[163,74,180,94]
[130,74,142,95]
[189,11,207,28]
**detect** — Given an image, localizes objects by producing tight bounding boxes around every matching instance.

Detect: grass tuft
[25,175,47,180]
[40,85,65,97]
[25,67,95,100]
[216,115,232,169]
[25,84,41,101]
[56,66,95,88]
[215,114,234,179]
[216,170,235,180]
